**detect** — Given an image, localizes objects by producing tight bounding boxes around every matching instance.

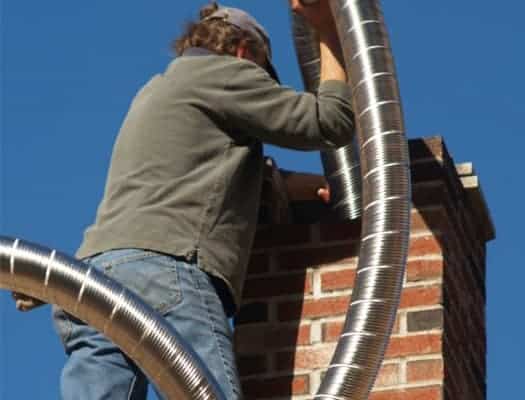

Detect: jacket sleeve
[221,60,355,151]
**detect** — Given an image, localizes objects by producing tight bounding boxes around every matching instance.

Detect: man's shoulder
[165,54,272,91]
[165,53,246,79]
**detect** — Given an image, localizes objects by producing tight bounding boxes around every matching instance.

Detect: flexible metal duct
[293,0,411,399]
[292,12,362,220]
[0,236,225,400]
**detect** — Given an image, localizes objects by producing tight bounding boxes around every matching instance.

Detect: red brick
[411,208,447,232]
[265,324,311,348]
[276,346,334,371]
[243,273,312,299]
[278,244,358,271]
[409,235,442,257]
[278,296,349,321]
[321,268,357,291]
[317,208,445,240]
[319,220,362,242]
[374,363,400,387]
[411,160,443,183]
[235,325,267,354]
[323,315,400,343]
[392,314,401,334]
[253,224,311,249]
[407,259,443,281]
[235,324,311,353]
[237,355,268,377]
[323,321,344,342]
[407,359,444,382]
[318,286,441,342]
[370,386,442,400]
[407,309,443,332]
[412,182,447,209]
[242,375,309,398]
[236,302,268,325]
[400,286,442,309]
[385,334,442,358]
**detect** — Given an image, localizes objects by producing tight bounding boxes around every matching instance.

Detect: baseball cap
[206,5,280,83]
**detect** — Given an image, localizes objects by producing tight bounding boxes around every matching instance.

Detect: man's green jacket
[76,47,354,313]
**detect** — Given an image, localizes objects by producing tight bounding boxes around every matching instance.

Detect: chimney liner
[292,1,411,398]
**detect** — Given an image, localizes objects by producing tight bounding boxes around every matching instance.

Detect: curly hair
[173,2,268,66]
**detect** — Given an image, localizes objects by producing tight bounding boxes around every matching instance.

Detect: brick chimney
[234,136,494,400]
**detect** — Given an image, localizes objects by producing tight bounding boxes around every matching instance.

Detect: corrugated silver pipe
[292,12,362,220]
[293,0,411,399]
[0,236,225,400]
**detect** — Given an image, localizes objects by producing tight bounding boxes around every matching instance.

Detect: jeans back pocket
[93,249,182,315]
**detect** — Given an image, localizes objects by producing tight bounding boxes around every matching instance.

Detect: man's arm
[219,1,352,151]
[221,62,353,151]
[319,32,346,83]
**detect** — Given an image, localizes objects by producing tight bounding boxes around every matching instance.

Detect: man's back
[77,49,353,309]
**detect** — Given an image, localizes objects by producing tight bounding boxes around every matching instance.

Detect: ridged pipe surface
[293,1,411,399]
[0,236,225,400]
[292,12,363,220]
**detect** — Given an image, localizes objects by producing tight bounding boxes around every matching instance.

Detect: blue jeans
[52,249,241,399]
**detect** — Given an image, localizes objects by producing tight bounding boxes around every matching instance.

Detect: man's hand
[317,186,331,204]
[11,292,46,312]
[289,0,335,35]
[290,0,346,83]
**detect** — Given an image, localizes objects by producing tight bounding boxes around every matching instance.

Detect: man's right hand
[289,0,336,35]
[290,0,347,83]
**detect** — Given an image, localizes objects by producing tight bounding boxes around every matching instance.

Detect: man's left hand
[11,292,46,312]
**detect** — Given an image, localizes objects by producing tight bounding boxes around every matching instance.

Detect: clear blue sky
[1,1,523,399]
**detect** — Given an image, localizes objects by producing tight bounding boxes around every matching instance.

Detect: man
[17,1,354,398]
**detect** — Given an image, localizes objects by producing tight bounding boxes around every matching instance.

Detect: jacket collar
[181,47,217,57]
[177,46,279,83]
